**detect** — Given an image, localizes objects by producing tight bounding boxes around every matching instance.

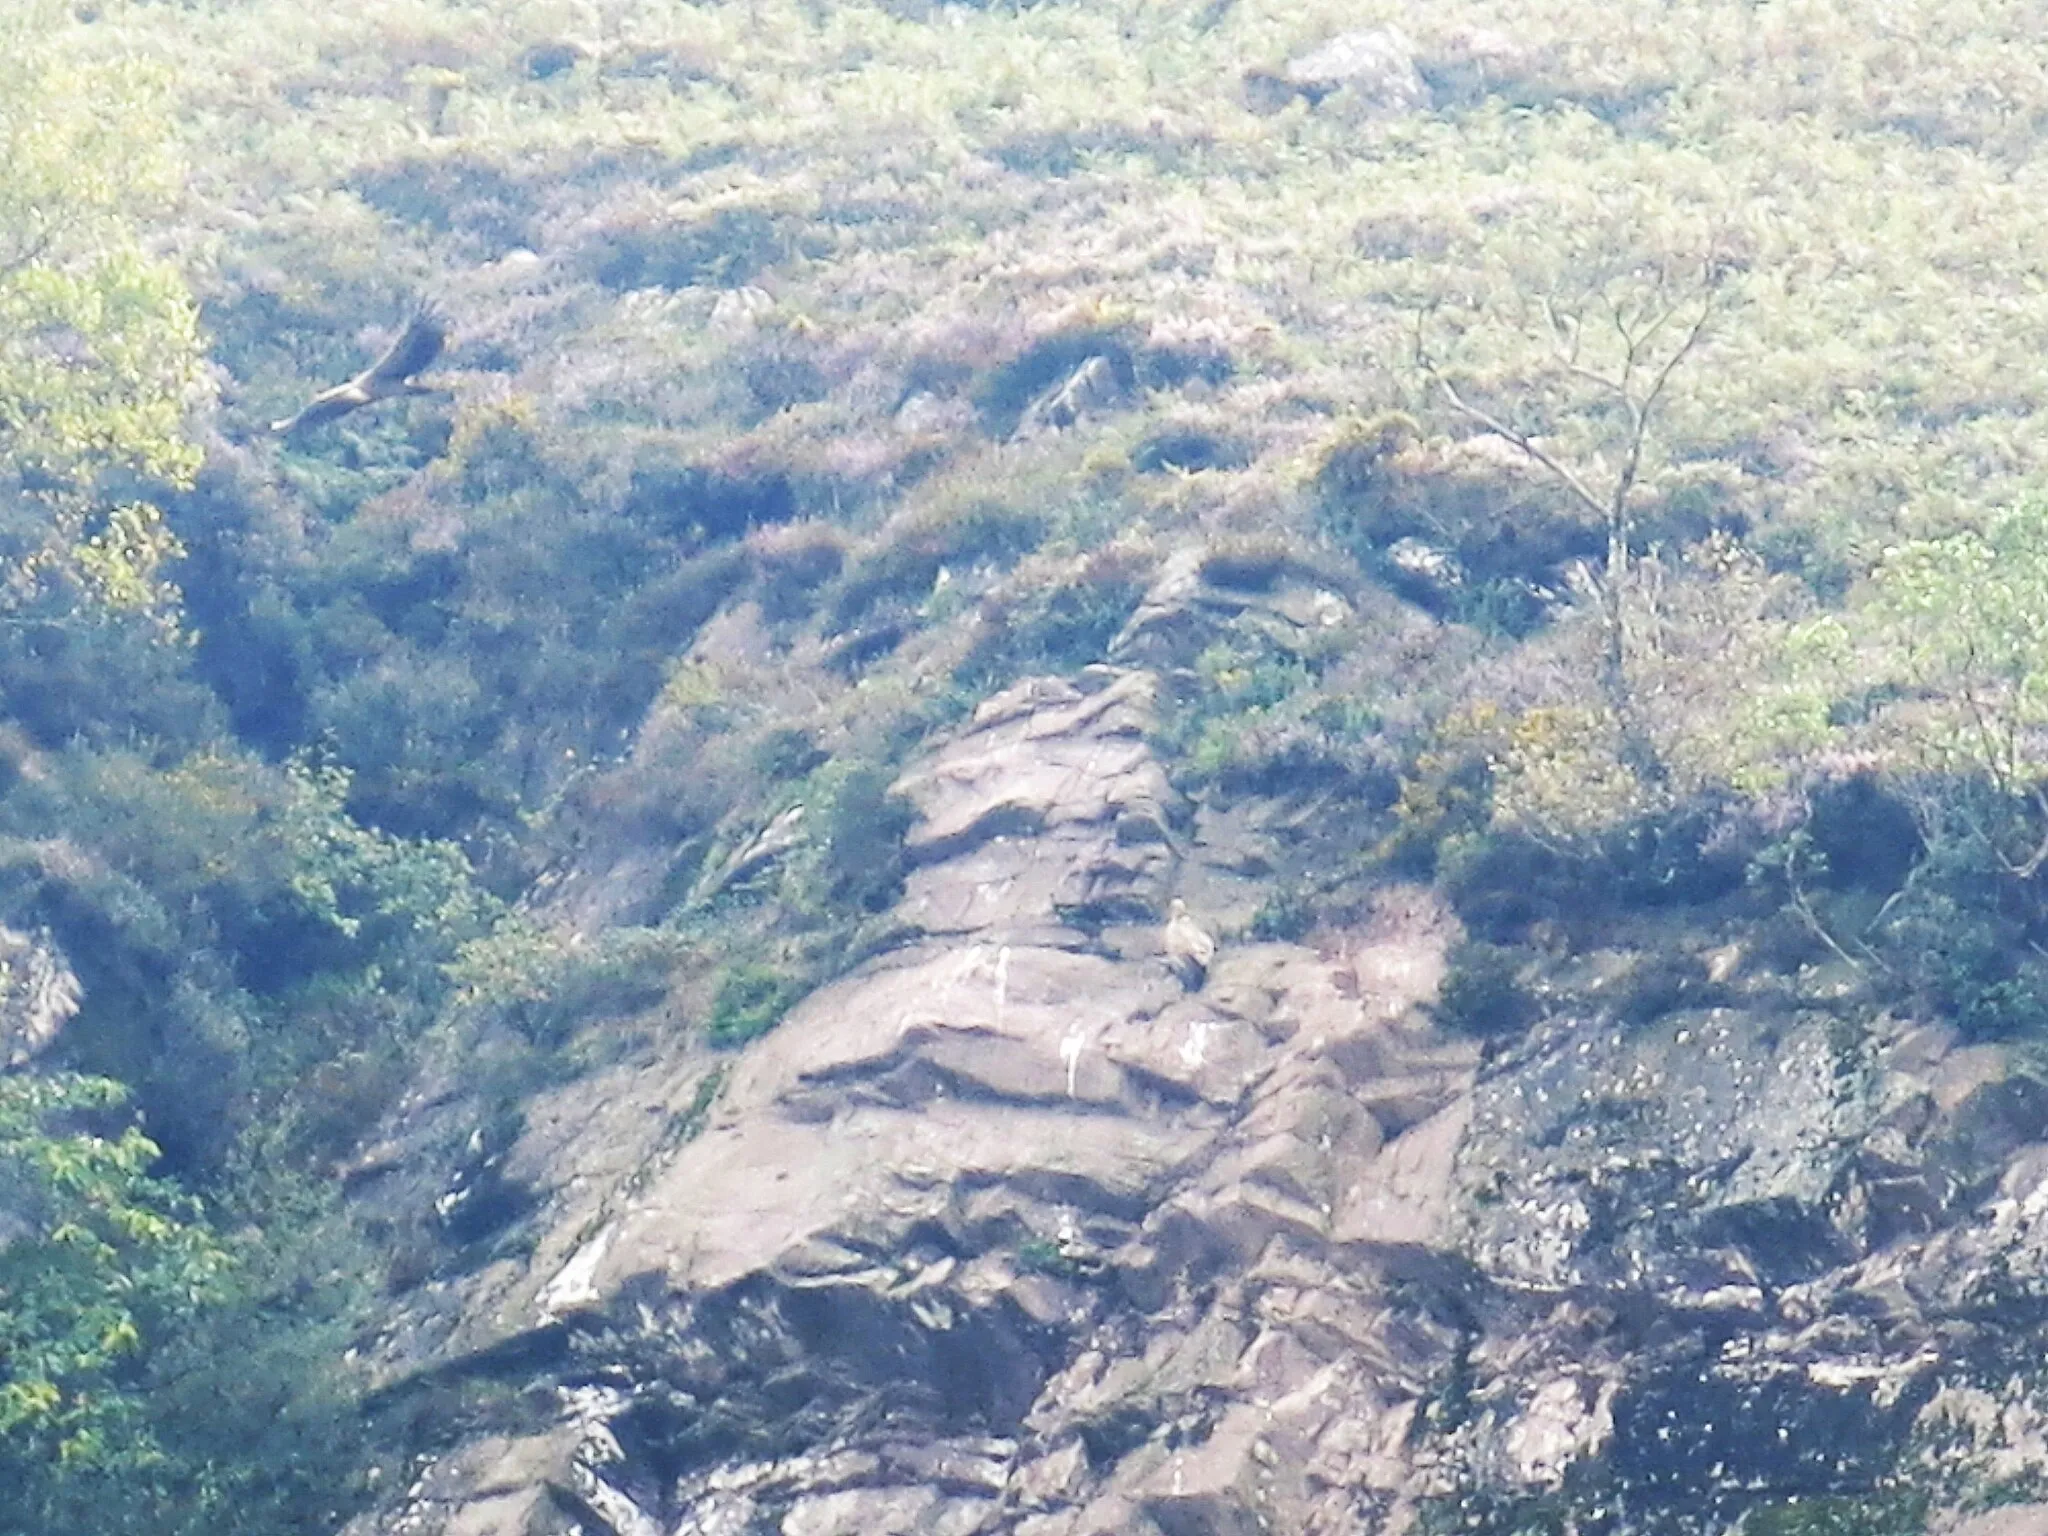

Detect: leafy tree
[1818,499,2048,888]
[0,746,504,1176]
[273,756,501,973]
[0,1,206,641]
[0,1073,228,1479]
[1723,498,2048,1036]
[0,1075,379,1536]
[1867,500,2048,790]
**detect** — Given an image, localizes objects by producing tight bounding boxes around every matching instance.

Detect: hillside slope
[15,0,2048,1532]
[336,589,2048,1536]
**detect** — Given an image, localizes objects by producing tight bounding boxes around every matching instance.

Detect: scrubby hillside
[11,0,2048,1532]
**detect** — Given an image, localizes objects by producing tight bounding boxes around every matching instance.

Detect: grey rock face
[1244,28,1429,118]
[1014,357,1126,441]
[348,642,1485,1536]
[1418,950,2048,1526]
[0,924,81,1068]
[343,562,2048,1535]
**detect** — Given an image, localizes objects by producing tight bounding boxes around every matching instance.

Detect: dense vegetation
[7,0,2048,1529]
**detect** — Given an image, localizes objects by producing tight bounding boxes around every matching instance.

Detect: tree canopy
[0,0,205,635]
[0,1073,228,1478]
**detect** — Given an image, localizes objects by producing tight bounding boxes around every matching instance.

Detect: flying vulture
[271,306,448,435]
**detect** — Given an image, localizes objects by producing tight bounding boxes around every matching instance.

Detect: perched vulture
[1164,898,1216,991]
[271,306,448,435]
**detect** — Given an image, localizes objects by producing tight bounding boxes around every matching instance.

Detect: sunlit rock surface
[345,635,2048,1536]
[0,923,81,1068]
[345,656,1483,1535]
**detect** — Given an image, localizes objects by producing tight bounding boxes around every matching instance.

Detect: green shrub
[753,726,826,782]
[35,1204,390,1536]
[829,500,1050,634]
[707,963,800,1048]
[582,204,794,292]
[351,149,538,253]
[0,1073,231,1494]
[1608,950,1719,1029]
[952,565,1147,695]
[753,523,849,623]
[782,759,917,920]
[1129,426,1251,474]
[1440,805,1752,941]
[1199,535,1301,593]
[1250,887,1315,942]
[451,922,680,1050]
[1740,1492,1928,1536]
[528,934,678,1048]
[1015,1235,1074,1275]
[447,402,552,504]
[1866,817,2048,1043]
[1156,626,1327,792]
[0,748,498,1174]
[1432,938,1540,1038]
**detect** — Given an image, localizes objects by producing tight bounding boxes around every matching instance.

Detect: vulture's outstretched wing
[270,387,360,436]
[363,306,447,390]
[271,304,449,435]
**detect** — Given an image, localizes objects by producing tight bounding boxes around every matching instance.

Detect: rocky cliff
[329,558,2048,1536]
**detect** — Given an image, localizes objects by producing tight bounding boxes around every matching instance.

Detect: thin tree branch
[1635,292,1717,423]
[1415,322,1612,525]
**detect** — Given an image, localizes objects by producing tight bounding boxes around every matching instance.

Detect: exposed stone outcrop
[0,923,81,1069]
[1013,356,1126,441]
[343,566,2048,1536]
[347,658,1484,1536]
[1410,960,2048,1525]
[1244,29,1429,118]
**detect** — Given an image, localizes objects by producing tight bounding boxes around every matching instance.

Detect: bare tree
[1416,261,1726,778]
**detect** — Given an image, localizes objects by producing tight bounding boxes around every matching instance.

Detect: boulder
[1244,29,1429,117]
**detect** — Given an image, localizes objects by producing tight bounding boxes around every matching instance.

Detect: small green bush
[813,765,915,917]
[1250,887,1315,941]
[753,727,825,782]
[1432,938,1540,1038]
[829,500,1050,633]
[1129,426,1251,474]
[1740,1492,1928,1536]
[707,962,800,1048]
[952,568,1147,695]
[452,922,681,1049]
[1155,626,1333,793]
[1199,535,1300,593]
[753,523,849,623]
[1608,951,1721,1029]
[583,204,793,293]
